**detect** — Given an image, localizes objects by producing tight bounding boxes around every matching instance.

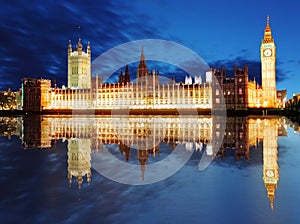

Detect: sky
[1,0,300,98]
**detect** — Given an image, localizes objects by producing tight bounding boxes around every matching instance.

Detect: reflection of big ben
[262,119,279,210]
[67,139,92,188]
[261,16,276,107]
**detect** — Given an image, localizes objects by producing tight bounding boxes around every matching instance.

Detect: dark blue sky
[1,0,299,97]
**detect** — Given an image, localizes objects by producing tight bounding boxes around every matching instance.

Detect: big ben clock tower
[261,16,276,107]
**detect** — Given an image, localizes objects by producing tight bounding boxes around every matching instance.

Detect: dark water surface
[0,115,299,224]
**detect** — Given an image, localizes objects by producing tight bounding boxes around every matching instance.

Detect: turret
[125,65,130,83]
[244,65,248,73]
[87,41,91,57]
[137,46,148,81]
[68,40,72,56]
[77,38,83,52]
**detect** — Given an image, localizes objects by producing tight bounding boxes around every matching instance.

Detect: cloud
[0,1,163,91]
[208,57,289,85]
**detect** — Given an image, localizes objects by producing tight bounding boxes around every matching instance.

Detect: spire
[68,40,72,55]
[87,41,91,56]
[265,182,277,211]
[77,38,83,51]
[244,64,248,73]
[125,65,130,83]
[263,15,274,43]
[140,46,145,62]
[137,46,148,79]
[141,164,145,181]
[268,193,275,211]
[270,197,274,211]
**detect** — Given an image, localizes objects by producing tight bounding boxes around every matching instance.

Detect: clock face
[266,169,275,177]
[264,49,272,57]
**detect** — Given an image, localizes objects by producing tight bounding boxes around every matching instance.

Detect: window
[239,78,242,82]
[72,66,78,74]
[239,132,243,138]
[216,89,219,96]
[216,98,220,104]
[239,88,243,95]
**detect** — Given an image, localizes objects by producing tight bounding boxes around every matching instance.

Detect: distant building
[276,90,287,108]
[285,93,300,112]
[0,88,16,110]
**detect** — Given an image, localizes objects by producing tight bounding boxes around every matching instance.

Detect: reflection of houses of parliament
[21,115,214,187]
[0,115,288,209]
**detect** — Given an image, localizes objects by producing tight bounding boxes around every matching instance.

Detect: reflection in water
[67,139,92,188]
[262,119,279,211]
[0,115,290,210]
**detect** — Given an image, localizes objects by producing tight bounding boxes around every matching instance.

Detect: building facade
[22,78,51,112]
[212,65,263,109]
[20,17,285,112]
[23,45,213,111]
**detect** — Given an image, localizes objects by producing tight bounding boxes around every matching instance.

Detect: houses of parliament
[20,17,286,112]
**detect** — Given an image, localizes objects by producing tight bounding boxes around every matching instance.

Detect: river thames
[0,115,300,223]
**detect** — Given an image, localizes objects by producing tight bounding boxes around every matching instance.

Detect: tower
[262,119,279,210]
[261,16,276,107]
[137,46,148,83]
[234,65,249,109]
[124,65,130,83]
[68,39,91,89]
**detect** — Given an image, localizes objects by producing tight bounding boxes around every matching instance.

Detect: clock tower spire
[261,16,276,107]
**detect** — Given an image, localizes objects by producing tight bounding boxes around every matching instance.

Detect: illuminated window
[239,78,242,82]
[216,89,219,96]
[216,98,220,104]
[239,132,243,138]
[239,88,243,95]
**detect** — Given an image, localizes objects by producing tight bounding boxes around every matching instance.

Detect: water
[0,115,300,224]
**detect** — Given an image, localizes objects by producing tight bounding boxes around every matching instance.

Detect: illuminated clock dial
[266,169,274,177]
[264,49,272,57]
